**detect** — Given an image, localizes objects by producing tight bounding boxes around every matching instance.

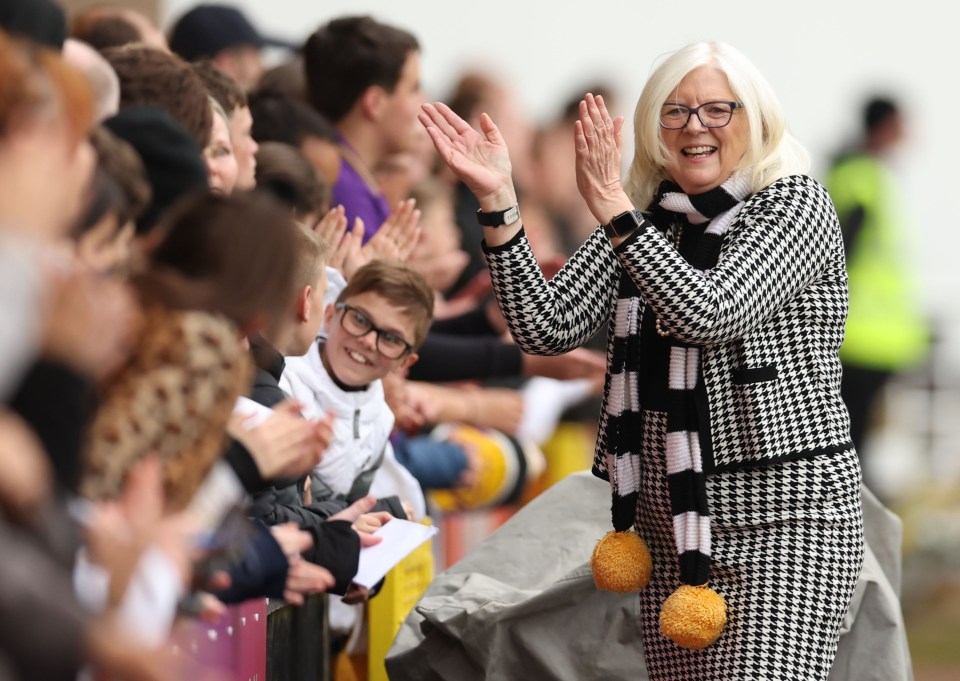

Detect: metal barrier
[267,595,330,681]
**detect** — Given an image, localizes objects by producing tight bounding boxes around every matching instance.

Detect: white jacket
[280,339,394,499]
[280,336,426,519]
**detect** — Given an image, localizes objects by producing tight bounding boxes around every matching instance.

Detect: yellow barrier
[367,518,435,681]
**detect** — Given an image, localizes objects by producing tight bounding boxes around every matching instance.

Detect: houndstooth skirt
[635,410,864,680]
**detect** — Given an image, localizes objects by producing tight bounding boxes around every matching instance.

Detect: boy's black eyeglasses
[335,302,413,359]
[659,101,743,129]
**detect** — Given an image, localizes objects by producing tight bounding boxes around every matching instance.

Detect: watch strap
[477,203,521,227]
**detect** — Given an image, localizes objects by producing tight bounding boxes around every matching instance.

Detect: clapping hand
[419,103,516,211]
[573,93,633,225]
[316,199,422,280]
[228,400,333,481]
[365,198,421,263]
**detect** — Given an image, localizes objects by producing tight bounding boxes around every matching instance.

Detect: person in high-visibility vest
[827,96,929,486]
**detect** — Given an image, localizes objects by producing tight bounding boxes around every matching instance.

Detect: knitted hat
[168,4,293,62]
[0,0,66,49]
[103,107,209,235]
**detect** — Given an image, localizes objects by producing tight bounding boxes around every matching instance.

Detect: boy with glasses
[280,260,434,522]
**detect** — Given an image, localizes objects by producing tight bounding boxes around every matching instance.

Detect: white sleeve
[73,548,109,613]
[74,546,185,647]
[324,266,347,308]
[115,547,184,647]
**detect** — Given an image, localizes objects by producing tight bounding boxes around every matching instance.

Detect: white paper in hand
[353,519,438,589]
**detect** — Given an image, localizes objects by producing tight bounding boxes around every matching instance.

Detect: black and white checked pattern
[483,174,863,676]
[483,174,853,480]
[637,409,863,680]
[617,176,853,472]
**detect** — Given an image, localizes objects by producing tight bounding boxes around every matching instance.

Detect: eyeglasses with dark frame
[334,302,413,359]
[659,101,743,130]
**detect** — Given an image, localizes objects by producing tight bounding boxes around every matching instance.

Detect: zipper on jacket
[353,409,360,439]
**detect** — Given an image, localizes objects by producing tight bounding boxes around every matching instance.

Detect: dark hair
[71,167,122,237]
[448,72,497,121]
[0,0,66,50]
[303,15,418,123]
[102,45,212,148]
[72,126,151,236]
[561,83,615,122]
[144,192,300,330]
[71,14,141,51]
[336,260,434,349]
[864,96,899,133]
[255,56,308,102]
[255,142,329,217]
[192,59,247,112]
[248,90,337,146]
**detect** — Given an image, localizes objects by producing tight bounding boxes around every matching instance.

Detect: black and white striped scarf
[608,172,750,588]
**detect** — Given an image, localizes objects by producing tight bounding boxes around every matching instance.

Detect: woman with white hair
[420,41,862,680]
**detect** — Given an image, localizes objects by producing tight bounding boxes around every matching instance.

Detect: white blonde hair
[624,42,810,210]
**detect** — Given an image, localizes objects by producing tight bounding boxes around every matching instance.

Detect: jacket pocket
[731,364,778,385]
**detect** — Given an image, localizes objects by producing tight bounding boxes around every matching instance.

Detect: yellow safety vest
[827,154,928,370]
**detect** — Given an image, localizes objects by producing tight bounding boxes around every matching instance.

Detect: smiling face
[320,290,418,388]
[662,66,748,195]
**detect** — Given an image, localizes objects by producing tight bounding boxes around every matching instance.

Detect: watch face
[611,211,639,236]
[504,205,520,225]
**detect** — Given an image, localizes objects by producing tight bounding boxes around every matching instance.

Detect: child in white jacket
[280,261,434,522]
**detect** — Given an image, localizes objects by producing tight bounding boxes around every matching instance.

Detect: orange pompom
[659,584,727,649]
[590,530,653,593]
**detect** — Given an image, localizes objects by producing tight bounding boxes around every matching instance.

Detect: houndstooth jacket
[482,174,853,477]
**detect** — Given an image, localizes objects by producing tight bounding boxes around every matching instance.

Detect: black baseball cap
[168,4,293,62]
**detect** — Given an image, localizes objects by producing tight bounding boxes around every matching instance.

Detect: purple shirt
[331,157,389,244]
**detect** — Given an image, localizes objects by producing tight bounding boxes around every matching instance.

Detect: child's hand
[342,583,371,605]
[269,523,314,560]
[365,198,421,263]
[283,560,335,604]
[352,511,392,547]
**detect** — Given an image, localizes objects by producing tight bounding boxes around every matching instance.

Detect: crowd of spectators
[0,1,610,678]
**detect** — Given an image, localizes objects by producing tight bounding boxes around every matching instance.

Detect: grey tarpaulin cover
[386,471,912,681]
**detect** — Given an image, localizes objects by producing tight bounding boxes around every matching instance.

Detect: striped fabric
[645,174,748,587]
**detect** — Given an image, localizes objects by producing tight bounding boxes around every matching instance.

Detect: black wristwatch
[477,203,521,227]
[603,209,644,238]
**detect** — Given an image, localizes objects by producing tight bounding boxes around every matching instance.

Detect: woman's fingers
[595,94,614,125]
[578,100,595,139]
[420,102,462,142]
[433,101,475,135]
[574,119,588,153]
[584,92,606,130]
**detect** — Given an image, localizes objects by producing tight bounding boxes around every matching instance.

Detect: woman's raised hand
[574,93,633,225]
[419,103,516,209]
